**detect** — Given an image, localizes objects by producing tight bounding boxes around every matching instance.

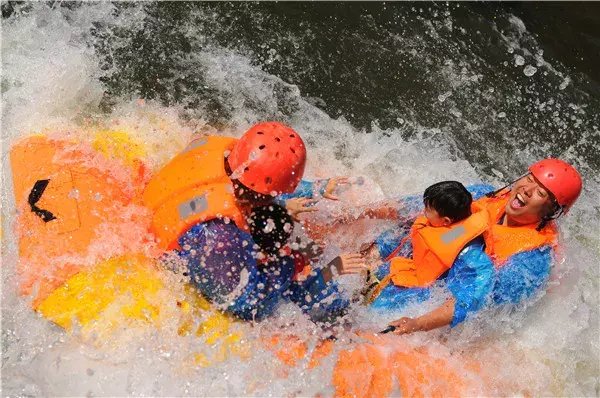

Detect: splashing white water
[2,3,598,396]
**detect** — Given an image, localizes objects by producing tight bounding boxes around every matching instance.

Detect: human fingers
[341,253,366,261]
[297,206,319,214]
[339,262,368,274]
[390,318,419,335]
[333,176,350,185]
[298,197,319,204]
[322,192,339,201]
[389,317,411,328]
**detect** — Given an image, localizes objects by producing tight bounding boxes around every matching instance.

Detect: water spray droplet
[523,65,537,77]
[514,55,525,66]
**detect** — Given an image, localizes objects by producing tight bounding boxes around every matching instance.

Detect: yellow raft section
[37,254,249,366]
[10,131,474,395]
[11,131,248,366]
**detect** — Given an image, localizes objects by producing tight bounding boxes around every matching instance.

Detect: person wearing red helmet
[143,121,350,322]
[387,159,582,334]
[227,122,306,196]
[309,159,583,335]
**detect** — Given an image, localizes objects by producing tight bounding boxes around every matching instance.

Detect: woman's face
[505,174,554,226]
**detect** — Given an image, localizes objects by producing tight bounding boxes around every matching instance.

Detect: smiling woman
[504,159,583,228]
[505,174,556,227]
[379,158,583,334]
[315,158,584,335]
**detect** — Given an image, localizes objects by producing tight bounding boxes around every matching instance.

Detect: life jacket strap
[383,234,412,262]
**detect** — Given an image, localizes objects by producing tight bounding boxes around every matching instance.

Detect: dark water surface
[2,3,599,396]
[3,2,599,180]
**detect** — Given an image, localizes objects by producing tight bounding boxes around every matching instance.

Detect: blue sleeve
[177,220,259,305]
[285,269,349,322]
[492,246,553,305]
[465,183,496,200]
[374,226,412,261]
[275,179,329,206]
[445,239,495,327]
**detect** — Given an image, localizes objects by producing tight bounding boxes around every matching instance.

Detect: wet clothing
[491,246,553,305]
[370,238,494,326]
[179,179,555,326]
[370,183,556,326]
[178,219,347,322]
[178,178,347,322]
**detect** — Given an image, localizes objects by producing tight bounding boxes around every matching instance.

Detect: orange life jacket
[143,135,248,250]
[474,192,557,267]
[387,211,489,288]
[366,189,559,302]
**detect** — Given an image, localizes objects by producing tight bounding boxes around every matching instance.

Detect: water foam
[2,3,598,396]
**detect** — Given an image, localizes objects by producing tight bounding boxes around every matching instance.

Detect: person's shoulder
[456,237,491,263]
[507,245,554,265]
[465,183,496,200]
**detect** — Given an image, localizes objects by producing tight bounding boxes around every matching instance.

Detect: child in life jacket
[359,181,485,303]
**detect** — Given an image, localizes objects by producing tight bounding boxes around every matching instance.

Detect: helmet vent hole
[259,144,266,150]
[290,147,296,154]
[548,173,554,178]
[289,134,295,138]
[265,177,272,185]
[257,131,264,135]
[244,167,250,172]
[275,137,281,142]
[275,152,279,158]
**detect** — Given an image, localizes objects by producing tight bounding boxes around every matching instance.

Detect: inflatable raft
[9,132,477,396]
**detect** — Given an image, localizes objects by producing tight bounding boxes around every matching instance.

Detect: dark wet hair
[232,179,273,203]
[536,200,562,231]
[423,181,472,223]
[247,204,294,254]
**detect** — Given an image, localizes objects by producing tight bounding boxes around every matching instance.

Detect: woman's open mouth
[510,193,527,210]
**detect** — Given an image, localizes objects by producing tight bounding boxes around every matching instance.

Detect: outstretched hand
[286,197,319,221]
[330,252,368,275]
[388,317,422,335]
[321,252,369,283]
[322,177,350,200]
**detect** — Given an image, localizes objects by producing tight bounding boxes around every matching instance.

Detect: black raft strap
[28,179,57,222]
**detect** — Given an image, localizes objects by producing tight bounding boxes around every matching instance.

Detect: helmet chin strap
[485,174,527,198]
[536,201,563,231]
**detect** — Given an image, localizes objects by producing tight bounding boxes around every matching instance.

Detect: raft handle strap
[28,179,57,223]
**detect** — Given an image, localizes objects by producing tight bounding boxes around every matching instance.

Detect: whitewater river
[2,3,598,396]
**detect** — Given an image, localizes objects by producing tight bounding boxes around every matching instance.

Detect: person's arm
[389,298,455,334]
[445,240,495,326]
[356,203,400,221]
[355,193,425,223]
[276,178,349,220]
[387,240,495,334]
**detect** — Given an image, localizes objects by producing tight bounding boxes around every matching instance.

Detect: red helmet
[228,122,306,195]
[528,158,582,213]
